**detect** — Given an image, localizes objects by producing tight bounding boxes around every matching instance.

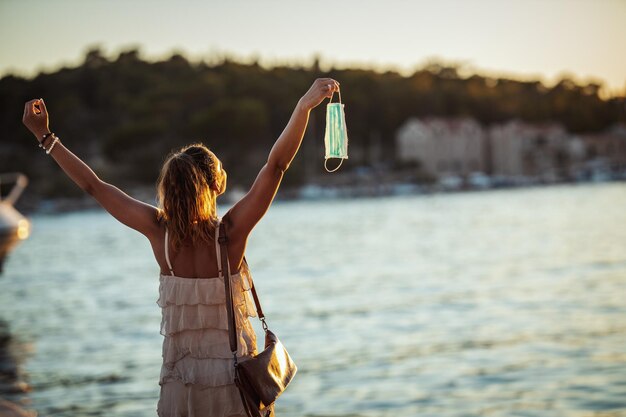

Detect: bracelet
[38,132,54,149]
[45,136,60,155]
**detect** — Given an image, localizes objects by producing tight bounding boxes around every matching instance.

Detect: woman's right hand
[298,78,340,111]
[23,98,51,141]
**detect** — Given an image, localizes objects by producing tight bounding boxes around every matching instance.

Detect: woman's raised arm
[22,99,160,237]
[226,78,340,241]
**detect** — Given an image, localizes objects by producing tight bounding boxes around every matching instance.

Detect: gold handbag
[218,222,297,417]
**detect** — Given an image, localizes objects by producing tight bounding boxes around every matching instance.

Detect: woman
[22,78,340,416]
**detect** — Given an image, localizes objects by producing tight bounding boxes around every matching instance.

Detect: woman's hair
[156,142,222,250]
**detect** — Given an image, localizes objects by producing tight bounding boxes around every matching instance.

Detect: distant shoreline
[14,178,625,217]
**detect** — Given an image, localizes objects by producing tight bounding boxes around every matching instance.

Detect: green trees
[1,48,624,200]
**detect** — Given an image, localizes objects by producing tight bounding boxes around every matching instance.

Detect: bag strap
[218,221,239,355]
[218,221,269,356]
[218,220,274,417]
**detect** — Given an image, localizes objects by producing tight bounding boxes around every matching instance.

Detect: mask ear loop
[324,89,346,173]
[327,89,342,105]
[324,158,344,172]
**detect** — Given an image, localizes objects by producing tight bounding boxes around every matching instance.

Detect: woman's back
[158,226,222,278]
[152,216,248,280]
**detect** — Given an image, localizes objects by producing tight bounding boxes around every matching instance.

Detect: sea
[1,182,625,417]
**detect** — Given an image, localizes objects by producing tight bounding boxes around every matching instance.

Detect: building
[395,117,487,178]
[580,124,626,176]
[489,120,573,181]
[396,117,623,183]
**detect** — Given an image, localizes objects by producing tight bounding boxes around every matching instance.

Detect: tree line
[1,47,624,199]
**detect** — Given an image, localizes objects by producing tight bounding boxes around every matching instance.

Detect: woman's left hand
[23,98,51,141]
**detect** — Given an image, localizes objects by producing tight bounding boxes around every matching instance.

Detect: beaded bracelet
[38,132,54,149]
[46,136,60,154]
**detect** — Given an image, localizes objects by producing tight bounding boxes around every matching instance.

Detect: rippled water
[1,183,626,417]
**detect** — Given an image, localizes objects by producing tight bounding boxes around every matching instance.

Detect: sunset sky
[1,0,625,96]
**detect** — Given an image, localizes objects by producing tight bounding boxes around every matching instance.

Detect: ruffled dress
[156,222,258,417]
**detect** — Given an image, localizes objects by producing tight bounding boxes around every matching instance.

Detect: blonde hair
[156,143,222,250]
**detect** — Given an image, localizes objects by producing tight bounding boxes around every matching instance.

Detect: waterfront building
[489,120,573,181]
[580,124,626,175]
[395,117,621,183]
[395,117,487,178]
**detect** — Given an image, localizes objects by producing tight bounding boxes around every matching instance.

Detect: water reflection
[0,319,35,416]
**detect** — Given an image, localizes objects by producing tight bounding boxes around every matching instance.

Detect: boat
[0,173,31,274]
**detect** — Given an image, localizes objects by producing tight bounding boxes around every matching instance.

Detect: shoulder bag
[218,222,297,417]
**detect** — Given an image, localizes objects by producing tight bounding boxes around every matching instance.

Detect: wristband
[39,132,54,148]
[46,136,60,154]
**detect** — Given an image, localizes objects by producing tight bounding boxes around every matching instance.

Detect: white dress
[156,222,258,417]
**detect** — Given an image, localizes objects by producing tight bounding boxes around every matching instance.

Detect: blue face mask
[324,91,348,172]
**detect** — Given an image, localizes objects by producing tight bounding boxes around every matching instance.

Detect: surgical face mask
[324,91,348,172]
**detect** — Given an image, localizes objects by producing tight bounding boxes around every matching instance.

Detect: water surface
[1,183,625,416]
